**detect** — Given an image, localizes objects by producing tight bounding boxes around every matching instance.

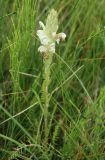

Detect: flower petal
[37,30,50,45]
[38,45,47,53]
[57,33,66,41]
[48,43,55,53]
[39,21,45,30]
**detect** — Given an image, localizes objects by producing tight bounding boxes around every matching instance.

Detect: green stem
[42,53,53,143]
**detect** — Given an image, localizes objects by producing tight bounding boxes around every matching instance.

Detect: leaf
[45,9,58,36]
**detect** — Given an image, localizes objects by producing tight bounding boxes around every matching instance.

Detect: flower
[38,43,55,54]
[37,9,66,54]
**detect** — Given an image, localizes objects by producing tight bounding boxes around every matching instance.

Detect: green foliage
[1,0,105,159]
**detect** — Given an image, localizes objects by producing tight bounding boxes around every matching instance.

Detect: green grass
[0,0,105,159]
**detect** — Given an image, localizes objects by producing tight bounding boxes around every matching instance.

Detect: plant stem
[42,53,53,143]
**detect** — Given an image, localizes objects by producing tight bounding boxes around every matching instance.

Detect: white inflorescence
[37,10,66,54]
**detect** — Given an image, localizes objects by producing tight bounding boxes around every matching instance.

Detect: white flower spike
[37,9,66,55]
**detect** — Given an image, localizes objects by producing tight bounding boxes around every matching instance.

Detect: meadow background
[0,0,105,159]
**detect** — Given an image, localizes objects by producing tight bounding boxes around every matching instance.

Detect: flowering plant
[37,9,66,55]
[37,9,66,143]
